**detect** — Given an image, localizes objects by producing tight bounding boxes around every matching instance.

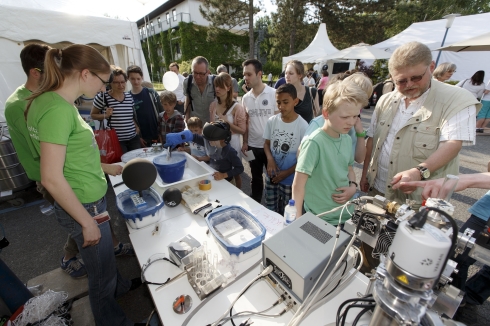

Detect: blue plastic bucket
[153,153,187,184]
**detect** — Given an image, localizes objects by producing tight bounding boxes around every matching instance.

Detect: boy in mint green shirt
[292,79,369,225]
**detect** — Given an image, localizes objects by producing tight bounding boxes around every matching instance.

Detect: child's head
[342,72,373,99]
[275,84,299,116]
[187,117,203,134]
[322,80,368,134]
[160,90,177,114]
[203,121,231,148]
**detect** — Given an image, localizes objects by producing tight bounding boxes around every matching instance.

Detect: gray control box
[262,212,350,302]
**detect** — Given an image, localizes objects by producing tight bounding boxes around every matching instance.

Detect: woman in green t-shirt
[25,44,133,326]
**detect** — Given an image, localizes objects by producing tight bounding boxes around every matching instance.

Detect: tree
[199,0,260,59]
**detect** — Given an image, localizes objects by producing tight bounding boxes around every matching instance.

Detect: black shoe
[476,128,484,133]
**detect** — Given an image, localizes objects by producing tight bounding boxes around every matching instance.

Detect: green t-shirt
[296,129,354,225]
[26,92,106,203]
[5,85,40,181]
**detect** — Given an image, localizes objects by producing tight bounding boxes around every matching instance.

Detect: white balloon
[162,71,179,91]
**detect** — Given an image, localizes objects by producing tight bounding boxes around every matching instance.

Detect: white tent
[0,1,150,122]
[374,13,490,81]
[282,23,339,68]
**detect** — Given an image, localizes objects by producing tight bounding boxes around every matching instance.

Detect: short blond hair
[388,42,432,74]
[187,117,203,129]
[343,73,373,98]
[159,90,177,104]
[323,80,368,113]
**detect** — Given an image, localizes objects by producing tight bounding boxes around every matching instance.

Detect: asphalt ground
[0,107,489,325]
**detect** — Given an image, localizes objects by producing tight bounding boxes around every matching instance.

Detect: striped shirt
[93,92,137,141]
[367,88,476,193]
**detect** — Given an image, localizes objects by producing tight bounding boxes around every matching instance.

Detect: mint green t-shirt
[296,128,354,225]
[5,85,40,181]
[26,92,106,203]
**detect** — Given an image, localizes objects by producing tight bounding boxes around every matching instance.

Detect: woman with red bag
[91,66,141,153]
[25,44,135,326]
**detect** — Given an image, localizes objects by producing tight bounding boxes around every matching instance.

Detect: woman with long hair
[456,70,486,99]
[285,60,320,123]
[433,62,457,82]
[209,72,246,188]
[26,45,133,326]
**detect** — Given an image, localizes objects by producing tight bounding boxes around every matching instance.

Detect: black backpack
[185,74,216,114]
[369,80,394,106]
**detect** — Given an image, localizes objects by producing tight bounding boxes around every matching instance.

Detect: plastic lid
[289,199,295,206]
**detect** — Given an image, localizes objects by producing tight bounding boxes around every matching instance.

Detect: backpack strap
[185,74,194,114]
[146,87,160,121]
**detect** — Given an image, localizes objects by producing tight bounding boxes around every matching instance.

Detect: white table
[108,157,370,325]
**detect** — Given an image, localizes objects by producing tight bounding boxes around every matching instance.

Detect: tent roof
[0,2,141,49]
[374,12,490,51]
[439,31,490,52]
[282,23,339,67]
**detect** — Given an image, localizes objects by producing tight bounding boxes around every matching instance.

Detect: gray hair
[191,56,209,70]
[216,64,228,73]
[433,62,457,80]
[388,42,433,73]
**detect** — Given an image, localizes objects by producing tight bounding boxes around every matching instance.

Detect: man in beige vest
[361,42,481,208]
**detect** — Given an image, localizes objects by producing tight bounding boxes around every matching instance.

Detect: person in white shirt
[456,70,486,100]
[241,59,278,202]
[267,72,273,86]
[476,80,490,133]
[168,62,186,115]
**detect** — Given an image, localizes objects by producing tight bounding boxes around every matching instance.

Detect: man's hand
[360,176,370,192]
[397,179,444,200]
[271,170,289,184]
[82,221,101,248]
[332,185,357,204]
[241,142,248,155]
[213,171,228,181]
[266,160,279,178]
[391,168,421,193]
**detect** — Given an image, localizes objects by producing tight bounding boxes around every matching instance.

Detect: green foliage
[370,60,390,84]
[262,61,283,76]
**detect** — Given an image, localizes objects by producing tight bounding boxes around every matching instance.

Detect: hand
[266,160,279,178]
[241,142,248,155]
[271,170,289,184]
[354,117,363,134]
[164,130,193,148]
[104,164,122,176]
[177,147,185,152]
[391,168,421,193]
[360,177,370,192]
[213,171,227,181]
[139,138,147,148]
[396,179,444,200]
[332,185,357,204]
[105,107,114,117]
[82,221,101,248]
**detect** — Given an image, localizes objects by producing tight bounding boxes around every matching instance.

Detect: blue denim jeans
[54,196,133,325]
[452,214,490,305]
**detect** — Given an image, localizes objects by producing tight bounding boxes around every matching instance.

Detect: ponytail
[25,44,110,118]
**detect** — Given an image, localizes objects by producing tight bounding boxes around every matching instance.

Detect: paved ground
[1,107,489,324]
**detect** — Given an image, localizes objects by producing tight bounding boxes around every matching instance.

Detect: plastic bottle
[372,92,377,105]
[284,199,297,226]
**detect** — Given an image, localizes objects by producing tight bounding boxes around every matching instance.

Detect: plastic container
[116,187,164,229]
[205,206,266,261]
[153,153,187,184]
[284,199,297,226]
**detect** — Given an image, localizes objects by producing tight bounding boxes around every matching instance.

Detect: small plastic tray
[116,187,164,229]
[205,206,266,257]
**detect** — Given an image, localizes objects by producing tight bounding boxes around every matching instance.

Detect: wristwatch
[415,166,430,180]
[356,130,367,138]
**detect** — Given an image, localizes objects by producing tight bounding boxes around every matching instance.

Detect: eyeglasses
[91,71,114,86]
[112,81,127,85]
[394,66,429,86]
[192,71,208,77]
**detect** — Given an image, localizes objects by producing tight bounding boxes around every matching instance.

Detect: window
[157,17,161,27]
[150,21,154,31]
[172,9,177,21]
[166,12,170,23]
[176,43,181,54]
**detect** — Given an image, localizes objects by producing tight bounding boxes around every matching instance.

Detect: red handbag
[94,118,122,163]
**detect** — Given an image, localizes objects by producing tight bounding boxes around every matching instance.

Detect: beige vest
[367,80,481,206]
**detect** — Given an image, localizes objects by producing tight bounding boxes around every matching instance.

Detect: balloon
[162,71,179,91]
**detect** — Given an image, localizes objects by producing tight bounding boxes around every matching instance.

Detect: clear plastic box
[116,187,164,229]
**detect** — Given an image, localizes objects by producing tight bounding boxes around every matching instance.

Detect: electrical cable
[340,304,375,326]
[336,299,375,326]
[139,253,180,286]
[351,306,373,326]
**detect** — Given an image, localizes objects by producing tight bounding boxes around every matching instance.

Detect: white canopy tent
[282,23,339,69]
[373,13,490,81]
[0,1,150,122]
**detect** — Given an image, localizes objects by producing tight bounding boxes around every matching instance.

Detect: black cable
[227,277,264,326]
[324,259,348,298]
[336,298,375,326]
[140,257,180,286]
[352,306,374,326]
[340,304,375,326]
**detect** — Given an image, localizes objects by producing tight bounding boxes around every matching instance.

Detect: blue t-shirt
[263,114,308,185]
[131,88,159,140]
[468,190,490,221]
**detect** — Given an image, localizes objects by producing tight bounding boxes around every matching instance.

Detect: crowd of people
[4,40,490,325]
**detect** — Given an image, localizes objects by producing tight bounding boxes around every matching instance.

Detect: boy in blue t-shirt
[263,84,308,214]
[292,80,369,225]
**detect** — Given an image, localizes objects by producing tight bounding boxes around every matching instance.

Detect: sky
[12,0,277,22]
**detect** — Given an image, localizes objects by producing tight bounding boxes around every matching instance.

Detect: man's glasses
[394,66,429,86]
[112,81,127,85]
[192,71,208,77]
[91,71,114,86]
